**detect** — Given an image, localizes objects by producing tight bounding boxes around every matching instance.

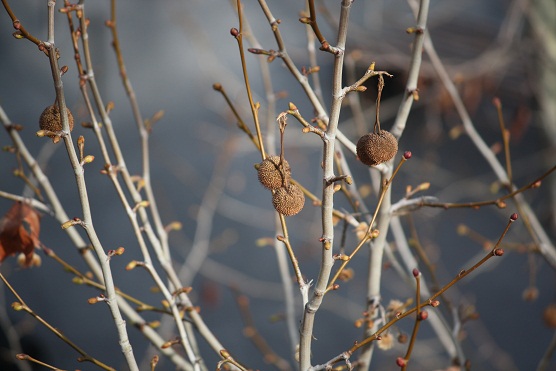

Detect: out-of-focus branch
[357,1,430,369]
[415,0,556,270]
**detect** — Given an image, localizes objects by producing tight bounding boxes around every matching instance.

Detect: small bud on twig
[61,218,82,229]
[82,155,95,164]
[151,355,159,367]
[396,357,407,367]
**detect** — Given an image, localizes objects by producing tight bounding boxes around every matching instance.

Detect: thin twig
[0,273,115,370]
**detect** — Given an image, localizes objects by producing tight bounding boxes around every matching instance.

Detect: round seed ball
[272,184,305,216]
[257,155,291,190]
[356,130,398,166]
[39,104,74,142]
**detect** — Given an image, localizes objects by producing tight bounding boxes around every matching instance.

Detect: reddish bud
[419,310,428,320]
[13,20,21,30]
[492,97,501,109]
[522,286,539,301]
[510,213,518,221]
[396,357,407,367]
[412,268,420,277]
[212,83,222,91]
[543,304,556,328]
[151,355,159,366]
[403,151,412,160]
[532,180,541,188]
[430,300,440,307]
[230,28,239,37]
[494,248,504,256]
[397,333,408,343]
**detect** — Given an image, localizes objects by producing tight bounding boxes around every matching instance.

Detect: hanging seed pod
[257,155,291,190]
[356,130,398,166]
[272,183,305,216]
[39,104,74,143]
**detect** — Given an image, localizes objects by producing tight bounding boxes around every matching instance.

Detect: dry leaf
[0,201,41,268]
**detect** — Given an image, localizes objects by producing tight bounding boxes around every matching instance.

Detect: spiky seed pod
[356,130,398,166]
[39,104,74,143]
[272,183,305,216]
[257,155,291,190]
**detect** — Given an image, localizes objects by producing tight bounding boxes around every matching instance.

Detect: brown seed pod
[272,183,305,216]
[39,104,74,143]
[356,130,398,166]
[257,155,291,190]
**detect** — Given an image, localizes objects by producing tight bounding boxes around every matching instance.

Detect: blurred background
[0,0,555,370]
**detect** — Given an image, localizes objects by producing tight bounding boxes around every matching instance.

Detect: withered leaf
[0,201,41,267]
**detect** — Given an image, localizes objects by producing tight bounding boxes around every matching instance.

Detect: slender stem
[401,272,422,370]
[390,0,430,139]
[42,2,138,368]
[299,1,353,369]
[234,0,266,159]
[0,273,115,370]
[493,98,513,185]
[1,0,43,46]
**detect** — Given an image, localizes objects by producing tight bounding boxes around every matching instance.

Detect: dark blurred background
[1,0,555,370]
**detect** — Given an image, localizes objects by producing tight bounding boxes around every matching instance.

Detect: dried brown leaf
[0,202,41,267]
